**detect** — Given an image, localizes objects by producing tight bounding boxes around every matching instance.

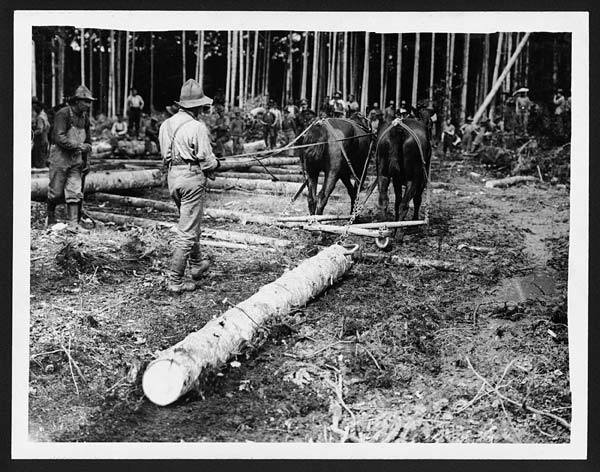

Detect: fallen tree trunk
[91,192,177,212]
[142,243,354,405]
[31,169,163,200]
[86,210,291,247]
[358,252,458,272]
[244,166,301,175]
[216,172,313,183]
[218,157,300,171]
[209,177,304,195]
[89,158,162,167]
[484,175,538,188]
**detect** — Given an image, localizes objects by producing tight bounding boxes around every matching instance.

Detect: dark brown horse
[376,118,432,222]
[300,117,372,215]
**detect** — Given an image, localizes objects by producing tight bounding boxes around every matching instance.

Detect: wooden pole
[311,31,319,110]
[80,28,85,85]
[252,30,259,98]
[411,32,421,108]
[123,31,129,116]
[460,33,470,124]
[142,244,354,406]
[361,32,370,113]
[472,33,530,125]
[429,33,435,104]
[489,32,503,121]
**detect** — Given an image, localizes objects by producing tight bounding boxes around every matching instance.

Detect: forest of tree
[31,28,571,124]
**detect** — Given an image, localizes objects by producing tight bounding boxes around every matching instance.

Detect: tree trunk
[130,32,136,89]
[109,30,115,117]
[349,32,355,96]
[411,33,421,108]
[99,33,104,114]
[524,40,530,87]
[89,32,93,98]
[208,177,305,195]
[142,244,354,406]
[218,156,300,171]
[91,193,177,212]
[216,172,309,183]
[361,32,370,113]
[482,33,490,103]
[286,31,294,103]
[552,36,559,88]
[252,30,259,98]
[31,169,163,200]
[460,33,470,124]
[329,32,337,97]
[80,28,85,85]
[51,37,56,107]
[56,31,65,105]
[342,32,348,102]
[245,31,251,103]
[489,32,504,121]
[429,32,435,104]
[474,71,481,110]
[472,33,530,125]
[199,30,205,85]
[116,31,121,114]
[311,31,319,111]
[123,31,129,115]
[231,31,238,107]
[264,31,271,97]
[182,30,186,80]
[300,32,308,101]
[238,31,245,108]
[202,228,291,248]
[225,31,231,109]
[484,175,539,188]
[505,32,513,93]
[31,40,36,97]
[379,34,385,107]
[149,32,154,113]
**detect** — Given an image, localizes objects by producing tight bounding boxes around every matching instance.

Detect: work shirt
[127,94,145,109]
[111,121,128,136]
[159,110,218,171]
[49,105,91,166]
[553,94,566,115]
[230,117,245,137]
[515,96,532,115]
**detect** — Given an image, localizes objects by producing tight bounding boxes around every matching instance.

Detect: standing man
[383,100,396,123]
[329,91,346,117]
[230,108,246,155]
[31,97,50,168]
[346,94,360,117]
[297,99,316,132]
[46,85,95,229]
[159,79,220,294]
[126,87,145,138]
[514,87,533,135]
[553,88,567,137]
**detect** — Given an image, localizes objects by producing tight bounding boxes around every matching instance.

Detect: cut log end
[142,359,186,406]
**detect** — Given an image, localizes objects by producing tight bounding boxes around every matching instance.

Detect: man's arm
[53,109,82,151]
[194,122,220,172]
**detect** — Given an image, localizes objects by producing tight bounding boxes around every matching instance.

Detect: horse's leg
[412,183,424,220]
[306,172,318,215]
[396,180,416,222]
[378,174,391,221]
[340,173,358,215]
[316,171,339,215]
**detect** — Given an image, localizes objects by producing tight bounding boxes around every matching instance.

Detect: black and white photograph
[13,10,588,459]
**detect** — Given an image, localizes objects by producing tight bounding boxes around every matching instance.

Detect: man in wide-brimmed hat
[514,87,532,135]
[158,79,220,293]
[46,85,95,229]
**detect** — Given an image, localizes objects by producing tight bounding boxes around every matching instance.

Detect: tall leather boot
[167,248,196,294]
[45,202,57,228]
[189,243,210,281]
[66,203,80,228]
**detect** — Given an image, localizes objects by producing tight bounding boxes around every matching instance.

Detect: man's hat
[466,116,473,122]
[299,99,308,106]
[71,85,97,101]
[514,87,529,95]
[175,79,213,108]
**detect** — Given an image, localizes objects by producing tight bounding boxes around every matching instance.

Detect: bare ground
[28,153,571,443]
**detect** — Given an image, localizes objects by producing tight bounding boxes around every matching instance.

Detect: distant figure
[144,117,160,155]
[285,100,299,120]
[281,108,297,155]
[460,116,477,153]
[329,91,346,117]
[264,100,282,150]
[442,118,459,158]
[368,107,382,134]
[297,99,317,132]
[31,97,50,168]
[320,96,333,117]
[213,107,231,157]
[553,88,567,136]
[346,94,360,117]
[126,88,144,137]
[230,108,245,155]
[384,100,396,123]
[110,114,129,154]
[514,87,533,135]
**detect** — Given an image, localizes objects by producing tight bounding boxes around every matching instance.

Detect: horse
[376,118,432,223]
[300,117,373,215]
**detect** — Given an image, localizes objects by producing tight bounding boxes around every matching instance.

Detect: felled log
[276,214,351,222]
[86,210,291,247]
[209,177,304,195]
[302,223,392,239]
[31,169,163,200]
[89,158,162,167]
[216,172,312,184]
[218,157,300,171]
[484,175,538,188]
[245,166,301,175]
[91,193,177,212]
[142,244,354,405]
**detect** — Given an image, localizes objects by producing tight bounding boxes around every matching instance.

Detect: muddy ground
[28,149,571,444]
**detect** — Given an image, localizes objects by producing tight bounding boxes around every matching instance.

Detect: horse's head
[349,112,370,131]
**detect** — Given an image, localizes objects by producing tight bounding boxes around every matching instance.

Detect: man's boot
[167,249,196,294]
[45,202,57,228]
[189,244,210,281]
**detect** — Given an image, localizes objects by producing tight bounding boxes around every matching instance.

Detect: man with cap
[46,85,95,229]
[297,99,316,132]
[346,94,360,117]
[159,79,220,293]
[126,88,145,138]
[329,91,346,117]
[31,97,50,168]
[514,87,533,135]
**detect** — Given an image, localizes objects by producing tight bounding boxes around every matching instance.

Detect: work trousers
[129,108,142,137]
[168,165,208,256]
[47,146,84,204]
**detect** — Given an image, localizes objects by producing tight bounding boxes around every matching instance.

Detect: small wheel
[375,236,392,250]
